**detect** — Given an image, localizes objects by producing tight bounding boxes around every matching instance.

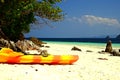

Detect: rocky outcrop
[15,40,40,52]
[105,40,112,53]
[0,38,18,51]
[30,37,46,47]
[0,38,49,57]
[71,46,81,51]
[16,40,49,56]
[15,40,49,56]
[103,40,120,56]
[86,50,93,52]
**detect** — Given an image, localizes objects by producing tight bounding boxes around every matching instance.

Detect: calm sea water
[39,38,120,49]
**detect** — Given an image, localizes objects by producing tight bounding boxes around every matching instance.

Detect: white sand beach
[0,43,120,80]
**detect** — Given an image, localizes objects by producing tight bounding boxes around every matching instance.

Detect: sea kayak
[0,48,79,64]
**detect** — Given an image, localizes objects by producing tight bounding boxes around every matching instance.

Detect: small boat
[0,48,79,64]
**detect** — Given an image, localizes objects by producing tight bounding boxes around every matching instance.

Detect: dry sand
[0,43,120,80]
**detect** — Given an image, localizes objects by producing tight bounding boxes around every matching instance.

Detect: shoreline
[44,41,120,48]
[0,42,120,80]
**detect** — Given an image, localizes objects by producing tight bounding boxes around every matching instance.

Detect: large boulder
[15,40,49,56]
[105,40,112,53]
[15,40,41,52]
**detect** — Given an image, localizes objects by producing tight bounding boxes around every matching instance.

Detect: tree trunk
[0,28,9,40]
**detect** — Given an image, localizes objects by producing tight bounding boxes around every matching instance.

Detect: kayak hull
[0,55,79,64]
[0,48,79,64]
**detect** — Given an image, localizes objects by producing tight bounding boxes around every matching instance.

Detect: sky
[25,0,120,38]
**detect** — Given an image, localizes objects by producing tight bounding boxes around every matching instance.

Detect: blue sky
[25,0,120,38]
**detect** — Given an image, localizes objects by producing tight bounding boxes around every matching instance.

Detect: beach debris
[86,50,93,52]
[98,58,108,60]
[105,40,112,53]
[71,46,81,51]
[45,46,50,48]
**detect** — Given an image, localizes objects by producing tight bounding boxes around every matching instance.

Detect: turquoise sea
[40,38,120,49]
[43,41,120,49]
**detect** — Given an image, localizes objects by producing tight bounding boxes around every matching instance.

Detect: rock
[15,40,49,56]
[35,69,38,71]
[111,50,120,56]
[98,58,108,60]
[0,38,49,56]
[40,50,49,57]
[30,37,46,47]
[16,40,30,52]
[71,46,81,51]
[0,38,17,51]
[105,40,112,53]
[86,50,93,52]
[0,38,10,48]
[45,46,50,48]
[15,40,42,53]
[119,49,120,52]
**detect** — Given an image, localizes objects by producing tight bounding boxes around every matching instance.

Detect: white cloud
[82,15,120,26]
[67,15,120,27]
[67,16,82,22]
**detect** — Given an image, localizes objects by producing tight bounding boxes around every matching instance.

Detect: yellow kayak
[0,48,79,64]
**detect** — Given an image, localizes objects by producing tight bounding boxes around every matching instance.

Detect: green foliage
[0,0,64,41]
[0,0,4,3]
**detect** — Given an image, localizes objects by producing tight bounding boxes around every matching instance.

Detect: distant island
[105,34,120,39]
[105,36,110,39]
[116,34,120,39]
